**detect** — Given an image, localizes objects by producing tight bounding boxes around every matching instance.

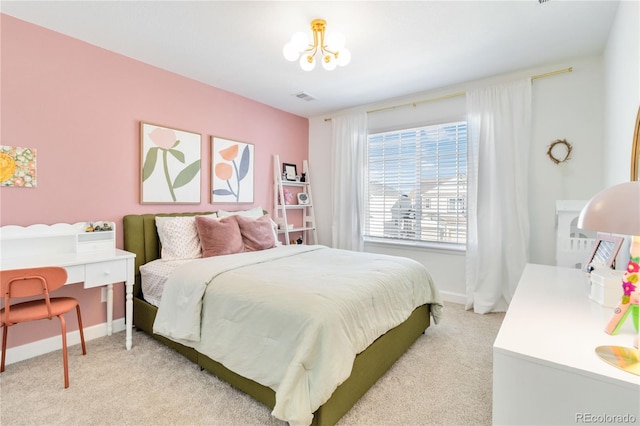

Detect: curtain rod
[323,66,573,122]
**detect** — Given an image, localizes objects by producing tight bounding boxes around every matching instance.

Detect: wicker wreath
[547,139,572,164]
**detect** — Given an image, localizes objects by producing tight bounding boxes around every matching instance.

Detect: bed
[123,211,442,426]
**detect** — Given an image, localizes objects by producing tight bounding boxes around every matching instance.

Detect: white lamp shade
[321,54,338,71]
[283,42,300,61]
[325,32,345,50]
[578,181,640,236]
[290,32,309,51]
[299,54,315,71]
[336,48,351,67]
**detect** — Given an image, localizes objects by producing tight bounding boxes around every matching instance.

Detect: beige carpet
[0,302,504,425]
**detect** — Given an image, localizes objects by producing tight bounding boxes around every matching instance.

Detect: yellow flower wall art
[0,145,37,188]
[141,122,201,204]
[212,137,254,203]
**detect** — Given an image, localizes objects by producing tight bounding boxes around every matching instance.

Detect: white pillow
[155,215,216,260]
[216,206,264,219]
[215,207,281,245]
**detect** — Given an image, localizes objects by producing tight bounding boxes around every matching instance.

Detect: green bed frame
[123,212,432,426]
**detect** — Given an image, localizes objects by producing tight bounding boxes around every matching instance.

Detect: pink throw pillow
[195,216,244,257]
[235,215,276,252]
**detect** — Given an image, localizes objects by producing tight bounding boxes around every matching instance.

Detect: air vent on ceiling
[294,92,316,102]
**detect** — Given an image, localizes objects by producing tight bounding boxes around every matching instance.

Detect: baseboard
[439,290,466,305]
[3,319,125,366]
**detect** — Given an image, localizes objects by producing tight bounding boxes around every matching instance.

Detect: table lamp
[578,181,640,376]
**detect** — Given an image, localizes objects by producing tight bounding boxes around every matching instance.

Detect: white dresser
[493,264,640,425]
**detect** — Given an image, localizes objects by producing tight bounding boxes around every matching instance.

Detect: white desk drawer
[64,265,85,284]
[84,260,127,288]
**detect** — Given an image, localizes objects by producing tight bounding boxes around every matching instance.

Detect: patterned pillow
[195,215,245,257]
[155,215,213,260]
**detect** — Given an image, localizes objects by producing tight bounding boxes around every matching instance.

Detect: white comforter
[153,245,442,426]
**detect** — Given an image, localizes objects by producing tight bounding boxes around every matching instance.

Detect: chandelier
[283,19,351,71]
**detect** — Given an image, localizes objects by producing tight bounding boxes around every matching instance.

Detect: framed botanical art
[140,122,201,204]
[211,137,254,203]
[0,145,37,188]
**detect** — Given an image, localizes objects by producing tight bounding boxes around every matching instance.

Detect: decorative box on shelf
[590,268,624,308]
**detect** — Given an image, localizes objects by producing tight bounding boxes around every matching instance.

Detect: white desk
[0,222,136,350]
[493,264,640,425]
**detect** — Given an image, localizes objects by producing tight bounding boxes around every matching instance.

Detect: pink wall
[0,15,309,348]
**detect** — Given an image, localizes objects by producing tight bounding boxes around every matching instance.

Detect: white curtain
[331,113,367,251]
[466,79,532,313]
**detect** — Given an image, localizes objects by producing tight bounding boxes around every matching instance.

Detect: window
[448,197,466,213]
[365,121,467,247]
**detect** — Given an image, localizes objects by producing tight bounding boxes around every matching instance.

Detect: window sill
[363,237,466,255]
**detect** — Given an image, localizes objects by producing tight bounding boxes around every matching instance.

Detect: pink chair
[0,266,87,388]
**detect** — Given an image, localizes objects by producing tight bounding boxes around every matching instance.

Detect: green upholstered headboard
[123,212,214,297]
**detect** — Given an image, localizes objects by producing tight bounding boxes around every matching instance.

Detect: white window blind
[365,121,467,247]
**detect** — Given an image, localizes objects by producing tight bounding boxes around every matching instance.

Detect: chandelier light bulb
[321,54,338,71]
[325,32,345,50]
[290,32,309,51]
[299,54,316,71]
[336,47,351,67]
[283,42,300,62]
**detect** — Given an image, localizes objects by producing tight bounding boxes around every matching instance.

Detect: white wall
[603,0,640,186]
[529,57,605,266]
[310,57,607,302]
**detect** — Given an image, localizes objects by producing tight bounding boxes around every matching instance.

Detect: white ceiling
[1,1,620,118]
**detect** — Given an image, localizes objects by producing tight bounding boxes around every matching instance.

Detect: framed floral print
[140,122,201,204]
[0,145,37,188]
[211,137,254,203]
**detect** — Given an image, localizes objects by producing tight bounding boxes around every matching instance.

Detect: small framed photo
[584,234,624,272]
[283,163,297,181]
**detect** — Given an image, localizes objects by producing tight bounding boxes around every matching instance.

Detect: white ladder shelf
[273,155,317,245]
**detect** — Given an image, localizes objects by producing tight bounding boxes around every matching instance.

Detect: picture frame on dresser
[583,234,624,272]
[140,122,202,204]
